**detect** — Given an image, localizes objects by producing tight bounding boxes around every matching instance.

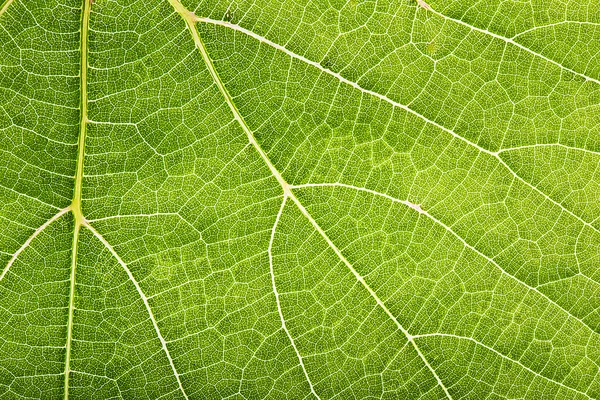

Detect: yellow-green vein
[0,0,14,17]
[168,0,454,397]
[64,0,91,397]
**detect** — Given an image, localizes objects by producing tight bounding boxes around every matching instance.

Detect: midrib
[63,0,91,397]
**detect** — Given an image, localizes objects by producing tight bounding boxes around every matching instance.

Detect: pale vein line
[0,182,63,210]
[289,187,454,399]
[412,333,592,398]
[269,196,321,399]
[195,17,600,237]
[512,20,600,39]
[0,207,70,281]
[290,182,598,337]
[167,3,454,396]
[63,0,91,396]
[87,212,180,222]
[85,222,189,400]
[195,18,491,155]
[0,87,80,112]
[0,149,75,178]
[0,0,13,17]
[172,13,291,192]
[497,143,600,157]
[419,5,600,85]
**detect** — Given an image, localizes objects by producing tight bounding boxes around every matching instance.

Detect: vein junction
[168,0,454,397]
[2,0,598,397]
[165,0,599,397]
[59,1,189,397]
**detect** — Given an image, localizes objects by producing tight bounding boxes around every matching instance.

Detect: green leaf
[1,0,600,398]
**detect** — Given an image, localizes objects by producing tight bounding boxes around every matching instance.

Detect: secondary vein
[0,207,71,282]
[268,196,321,399]
[84,222,190,399]
[291,182,600,340]
[168,1,453,397]
[0,0,13,17]
[418,4,600,86]
[195,16,600,236]
[412,333,592,398]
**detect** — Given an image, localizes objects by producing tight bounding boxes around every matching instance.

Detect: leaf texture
[1,0,600,398]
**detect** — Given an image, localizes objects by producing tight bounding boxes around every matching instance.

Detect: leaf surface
[1,0,600,398]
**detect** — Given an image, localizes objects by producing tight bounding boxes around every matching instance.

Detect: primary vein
[63,0,91,397]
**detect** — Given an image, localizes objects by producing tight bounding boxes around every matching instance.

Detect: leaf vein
[168,2,454,396]
[419,4,600,85]
[291,182,600,337]
[269,196,321,399]
[0,207,70,281]
[84,221,189,400]
[412,333,593,398]
[195,16,600,234]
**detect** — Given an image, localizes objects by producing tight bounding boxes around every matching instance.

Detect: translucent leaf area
[1,0,600,398]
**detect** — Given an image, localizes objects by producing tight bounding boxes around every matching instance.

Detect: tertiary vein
[411,333,592,397]
[269,196,321,399]
[192,16,600,237]
[84,221,190,399]
[168,1,454,397]
[290,182,599,340]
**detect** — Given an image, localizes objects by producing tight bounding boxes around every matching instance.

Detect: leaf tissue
[1,0,600,398]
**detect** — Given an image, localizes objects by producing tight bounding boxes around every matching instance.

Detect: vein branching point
[63,0,91,398]
[1,0,599,397]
